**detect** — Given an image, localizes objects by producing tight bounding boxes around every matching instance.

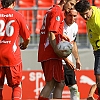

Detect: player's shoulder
[91,6,100,14]
[71,22,78,28]
[14,10,23,17]
[14,10,26,21]
[52,5,61,10]
[48,5,62,15]
[70,22,78,33]
[91,6,100,10]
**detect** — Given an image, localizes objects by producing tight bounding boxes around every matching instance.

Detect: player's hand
[87,97,94,100]
[63,58,75,70]
[20,42,28,50]
[75,59,82,70]
[62,34,70,42]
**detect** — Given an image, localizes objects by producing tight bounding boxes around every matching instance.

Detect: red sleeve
[47,10,63,33]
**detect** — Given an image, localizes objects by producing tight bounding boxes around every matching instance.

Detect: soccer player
[75,0,100,99]
[63,9,81,100]
[0,0,30,100]
[38,0,77,99]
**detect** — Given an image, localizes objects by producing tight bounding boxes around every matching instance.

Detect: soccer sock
[69,84,80,100]
[38,96,49,100]
[12,86,22,100]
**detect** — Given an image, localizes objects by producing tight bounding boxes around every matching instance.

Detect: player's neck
[8,2,15,9]
[8,5,14,9]
[64,19,71,26]
[57,4,64,11]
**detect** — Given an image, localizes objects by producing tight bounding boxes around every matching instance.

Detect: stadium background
[2,0,100,99]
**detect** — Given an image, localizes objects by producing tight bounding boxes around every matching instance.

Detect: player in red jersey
[38,0,77,100]
[0,0,30,100]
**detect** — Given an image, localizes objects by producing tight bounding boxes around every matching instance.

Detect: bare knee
[56,80,65,89]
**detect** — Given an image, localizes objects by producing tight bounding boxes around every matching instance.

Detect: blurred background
[13,0,100,70]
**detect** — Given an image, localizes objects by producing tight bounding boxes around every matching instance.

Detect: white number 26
[0,19,15,37]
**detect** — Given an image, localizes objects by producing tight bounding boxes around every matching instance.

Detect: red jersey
[0,8,30,66]
[38,5,64,62]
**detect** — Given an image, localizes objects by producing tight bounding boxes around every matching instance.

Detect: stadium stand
[76,14,87,34]
[18,0,36,20]
[19,0,36,7]
[88,0,93,5]
[18,0,36,35]
[14,0,98,47]
[35,0,54,34]
[94,0,100,7]
[38,0,54,7]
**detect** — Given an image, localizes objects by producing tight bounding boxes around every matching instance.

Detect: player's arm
[20,38,30,50]
[19,14,31,50]
[48,31,68,58]
[63,57,75,69]
[72,40,81,70]
[61,37,75,69]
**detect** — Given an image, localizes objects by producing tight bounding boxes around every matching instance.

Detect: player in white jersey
[63,9,81,100]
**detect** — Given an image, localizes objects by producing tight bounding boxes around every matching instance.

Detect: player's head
[59,0,78,12]
[1,0,16,8]
[64,8,78,25]
[75,0,92,21]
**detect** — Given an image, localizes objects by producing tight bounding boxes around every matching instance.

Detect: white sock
[69,84,80,100]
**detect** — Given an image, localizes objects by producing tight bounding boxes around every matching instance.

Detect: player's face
[79,8,93,21]
[65,10,77,25]
[63,0,76,12]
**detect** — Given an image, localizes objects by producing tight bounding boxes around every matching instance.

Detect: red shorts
[41,59,64,82]
[0,63,22,87]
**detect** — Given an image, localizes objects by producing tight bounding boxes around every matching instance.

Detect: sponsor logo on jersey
[56,16,60,21]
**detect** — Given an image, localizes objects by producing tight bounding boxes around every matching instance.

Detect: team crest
[73,33,76,37]
[56,16,60,21]
[89,29,92,32]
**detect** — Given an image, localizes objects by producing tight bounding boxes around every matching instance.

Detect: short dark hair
[1,0,15,8]
[75,0,91,13]
[60,0,78,3]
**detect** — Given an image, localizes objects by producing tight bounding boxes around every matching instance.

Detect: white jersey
[63,21,78,64]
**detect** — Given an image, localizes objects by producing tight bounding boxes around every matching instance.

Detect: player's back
[38,5,64,62]
[0,8,25,66]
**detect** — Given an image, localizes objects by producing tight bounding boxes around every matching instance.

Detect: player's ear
[61,0,66,4]
[64,0,66,3]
